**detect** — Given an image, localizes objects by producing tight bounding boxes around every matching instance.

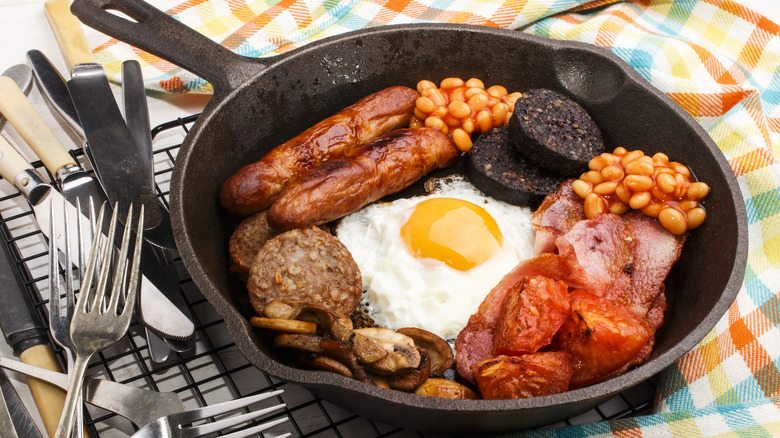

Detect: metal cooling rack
[0,114,657,437]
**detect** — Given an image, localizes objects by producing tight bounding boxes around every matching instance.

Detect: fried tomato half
[553,290,652,388]
[493,275,570,356]
[473,352,573,399]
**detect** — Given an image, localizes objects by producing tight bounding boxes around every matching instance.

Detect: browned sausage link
[267,128,459,230]
[219,86,419,216]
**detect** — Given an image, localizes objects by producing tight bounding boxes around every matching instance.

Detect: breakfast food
[530,179,586,255]
[267,128,459,230]
[454,181,687,392]
[252,300,469,397]
[220,86,419,216]
[228,80,710,400]
[573,147,709,234]
[409,78,522,152]
[465,126,565,207]
[335,175,535,341]
[509,88,604,176]
[228,211,280,281]
[247,227,362,316]
[473,351,573,399]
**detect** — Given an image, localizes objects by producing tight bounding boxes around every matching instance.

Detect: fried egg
[335,176,535,340]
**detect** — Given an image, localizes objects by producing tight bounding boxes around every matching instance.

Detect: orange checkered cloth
[94,1,780,435]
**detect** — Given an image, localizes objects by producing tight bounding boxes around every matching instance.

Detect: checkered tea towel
[95,1,780,436]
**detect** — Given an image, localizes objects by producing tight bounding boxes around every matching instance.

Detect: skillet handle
[70,0,267,96]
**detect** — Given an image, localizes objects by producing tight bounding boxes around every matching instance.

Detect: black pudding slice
[465,126,565,207]
[509,88,604,176]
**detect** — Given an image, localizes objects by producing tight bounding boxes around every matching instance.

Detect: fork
[54,201,145,438]
[49,197,94,438]
[130,389,290,438]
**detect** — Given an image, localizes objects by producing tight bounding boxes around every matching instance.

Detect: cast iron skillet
[72,0,748,432]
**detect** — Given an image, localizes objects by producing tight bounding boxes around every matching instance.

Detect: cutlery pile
[0,52,289,438]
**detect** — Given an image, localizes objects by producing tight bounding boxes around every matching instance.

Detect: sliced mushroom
[251,317,318,334]
[300,354,353,378]
[320,339,373,384]
[413,378,478,399]
[355,328,421,375]
[263,300,387,365]
[273,333,324,353]
[386,348,431,391]
[397,327,454,377]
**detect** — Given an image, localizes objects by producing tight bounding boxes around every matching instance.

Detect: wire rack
[0,114,658,437]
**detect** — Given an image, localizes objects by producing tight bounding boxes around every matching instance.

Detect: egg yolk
[401,197,503,271]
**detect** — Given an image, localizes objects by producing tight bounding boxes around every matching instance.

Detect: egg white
[335,176,535,340]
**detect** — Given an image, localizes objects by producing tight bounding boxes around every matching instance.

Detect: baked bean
[601,165,624,180]
[615,184,632,204]
[609,201,630,215]
[468,93,489,111]
[491,102,508,126]
[417,80,437,94]
[657,173,676,194]
[658,207,687,235]
[444,114,461,128]
[584,193,606,218]
[486,85,507,98]
[686,207,706,229]
[629,192,651,210]
[574,147,709,234]
[416,96,435,114]
[625,160,653,176]
[461,118,475,134]
[584,170,603,185]
[440,77,464,89]
[476,110,493,132]
[425,116,447,134]
[593,181,618,195]
[452,128,473,152]
[572,179,593,198]
[688,182,709,200]
[678,199,698,211]
[589,156,608,172]
[652,152,668,162]
[466,87,487,99]
[465,78,484,89]
[409,117,424,128]
[670,162,691,178]
[449,101,471,119]
[620,150,644,168]
[450,87,467,102]
[625,175,654,192]
[641,202,662,218]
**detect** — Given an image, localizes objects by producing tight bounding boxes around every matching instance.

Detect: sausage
[220,86,419,216]
[267,128,459,230]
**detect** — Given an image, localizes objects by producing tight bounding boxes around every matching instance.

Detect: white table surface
[1,0,778,436]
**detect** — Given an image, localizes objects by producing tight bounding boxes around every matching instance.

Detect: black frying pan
[72,0,748,432]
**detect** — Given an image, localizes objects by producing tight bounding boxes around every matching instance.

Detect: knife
[24,51,81,139]
[0,65,33,130]
[0,356,185,428]
[44,0,177,251]
[0,197,68,438]
[0,134,193,343]
[22,53,195,343]
[0,368,44,438]
[122,60,195,359]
